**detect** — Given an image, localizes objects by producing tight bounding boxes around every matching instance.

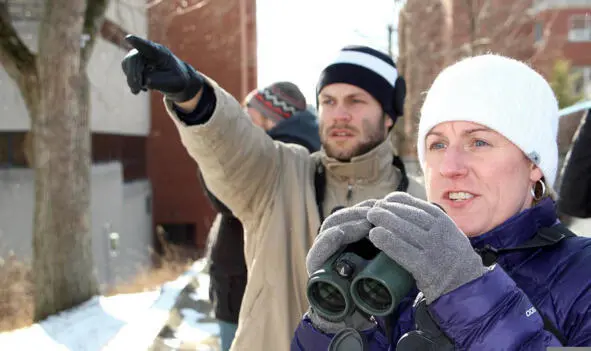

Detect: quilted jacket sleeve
[429,266,563,350]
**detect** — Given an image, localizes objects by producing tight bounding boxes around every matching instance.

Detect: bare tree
[396,0,562,159]
[0,0,108,320]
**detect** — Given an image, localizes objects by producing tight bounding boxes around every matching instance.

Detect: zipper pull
[346,184,353,202]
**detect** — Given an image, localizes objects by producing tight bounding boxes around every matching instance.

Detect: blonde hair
[532,178,556,206]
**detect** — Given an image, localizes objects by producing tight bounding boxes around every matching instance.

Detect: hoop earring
[531,179,546,201]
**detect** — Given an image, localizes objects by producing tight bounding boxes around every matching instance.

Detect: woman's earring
[531,179,546,201]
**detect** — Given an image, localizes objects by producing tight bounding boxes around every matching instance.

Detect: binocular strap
[328,328,367,351]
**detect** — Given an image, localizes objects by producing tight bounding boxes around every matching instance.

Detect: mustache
[326,124,359,134]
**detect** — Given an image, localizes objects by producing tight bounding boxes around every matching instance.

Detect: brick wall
[147,0,257,250]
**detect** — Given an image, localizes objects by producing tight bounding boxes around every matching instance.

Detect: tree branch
[81,0,110,66]
[0,0,36,86]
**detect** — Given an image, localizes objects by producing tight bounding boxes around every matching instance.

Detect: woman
[292,54,591,349]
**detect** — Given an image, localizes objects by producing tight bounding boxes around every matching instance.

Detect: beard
[321,113,388,162]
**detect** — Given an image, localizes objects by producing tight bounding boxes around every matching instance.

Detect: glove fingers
[121,50,133,76]
[308,218,373,275]
[122,51,144,94]
[353,199,378,208]
[320,206,371,232]
[307,226,345,275]
[368,226,421,268]
[373,202,432,230]
[383,192,444,217]
[367,207,423,239]
[338,219,372,242]
[125,35,163,62]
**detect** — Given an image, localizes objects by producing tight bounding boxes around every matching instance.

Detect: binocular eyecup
[307,237,414,322]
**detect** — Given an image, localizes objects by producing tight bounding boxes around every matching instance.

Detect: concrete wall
[0,0,149,135]
[0,162,152,291]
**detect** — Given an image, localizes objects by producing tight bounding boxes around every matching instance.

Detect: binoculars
[307,237,415,322]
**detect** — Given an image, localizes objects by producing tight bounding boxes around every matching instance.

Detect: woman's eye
[428,142,445,150]
[474,139,489,147]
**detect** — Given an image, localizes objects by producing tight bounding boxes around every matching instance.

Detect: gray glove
[306,308,375,334]
[306,199,377,275]
[306,199,378,334]
[366,192,488,304]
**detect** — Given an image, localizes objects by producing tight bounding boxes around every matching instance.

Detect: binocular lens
[308,281,346,314]
[354,278,392,311]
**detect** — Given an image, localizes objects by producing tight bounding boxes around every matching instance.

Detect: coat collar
[469,197,558,251]
[319,139,395,183]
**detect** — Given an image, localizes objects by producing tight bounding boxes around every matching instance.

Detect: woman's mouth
[447,191,475,201]
[442,191,477,209]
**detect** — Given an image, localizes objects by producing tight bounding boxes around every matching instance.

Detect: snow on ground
[0,259,220,351]
[0,292,159,350]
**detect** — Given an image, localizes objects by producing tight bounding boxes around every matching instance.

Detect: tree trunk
[32,0,98,321]
[21,72,40,167]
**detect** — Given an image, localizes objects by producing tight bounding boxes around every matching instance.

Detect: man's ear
[385,115,394,129]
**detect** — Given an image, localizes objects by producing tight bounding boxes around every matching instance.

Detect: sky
[256,0,404,104]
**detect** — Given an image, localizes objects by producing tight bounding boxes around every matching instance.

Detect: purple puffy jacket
[292,198,591,349]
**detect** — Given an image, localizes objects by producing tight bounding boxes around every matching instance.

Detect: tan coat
[165,80,426,350]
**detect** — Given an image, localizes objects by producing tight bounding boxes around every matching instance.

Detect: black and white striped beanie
[316,45,406,121]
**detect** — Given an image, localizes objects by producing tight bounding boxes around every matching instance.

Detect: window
[569,14,591,42]
[573,66,591,98]
[92,134,147,182]
[534,22,544,43]
[0,133,28,168]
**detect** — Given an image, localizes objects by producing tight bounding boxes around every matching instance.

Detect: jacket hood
[267,109,321,152]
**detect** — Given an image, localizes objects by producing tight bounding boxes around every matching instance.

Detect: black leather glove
[121,35,204,102]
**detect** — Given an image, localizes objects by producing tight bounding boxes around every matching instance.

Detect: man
[203,82,320,351]
[121,36,425,350]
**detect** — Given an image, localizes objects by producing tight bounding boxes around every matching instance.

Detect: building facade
[147,0,257,252]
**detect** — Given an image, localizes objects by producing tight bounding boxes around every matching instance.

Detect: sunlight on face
[423,121,543,237]
[317,83,392,161]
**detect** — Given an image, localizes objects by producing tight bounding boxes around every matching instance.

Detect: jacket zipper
[346,183,353,203]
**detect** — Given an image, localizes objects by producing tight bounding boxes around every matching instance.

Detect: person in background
[201,81,320,351]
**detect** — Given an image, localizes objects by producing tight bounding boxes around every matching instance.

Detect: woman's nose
[439,146,468,178]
